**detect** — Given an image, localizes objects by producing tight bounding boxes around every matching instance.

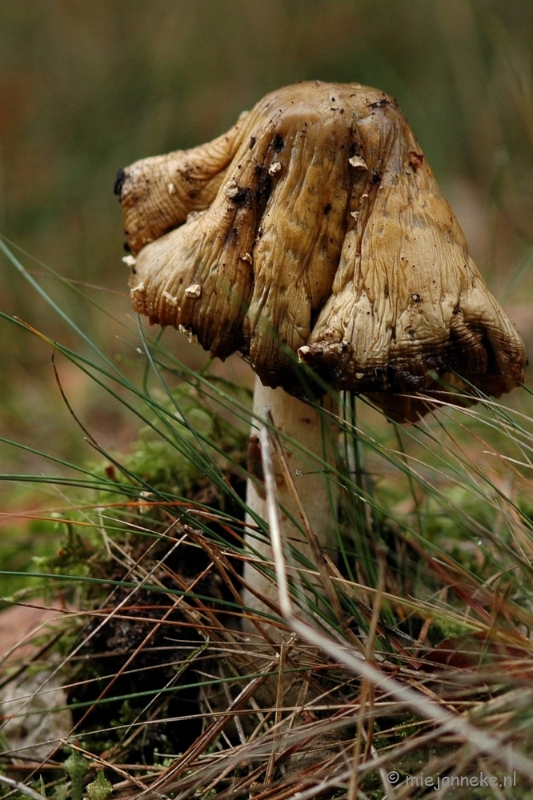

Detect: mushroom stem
[243,377,339,632]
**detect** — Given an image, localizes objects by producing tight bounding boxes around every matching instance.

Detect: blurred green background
[0,0,532,487]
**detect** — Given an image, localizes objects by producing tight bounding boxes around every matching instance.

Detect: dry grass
[1,346,533,797]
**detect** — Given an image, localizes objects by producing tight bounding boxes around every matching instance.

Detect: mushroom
[116,80,527,623]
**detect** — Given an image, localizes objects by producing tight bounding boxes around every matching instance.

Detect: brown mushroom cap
[117,81,527,421]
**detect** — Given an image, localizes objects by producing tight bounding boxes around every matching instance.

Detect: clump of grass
[1,240,533,800]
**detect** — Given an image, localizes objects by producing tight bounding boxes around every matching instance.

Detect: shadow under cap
[117,80,527,422]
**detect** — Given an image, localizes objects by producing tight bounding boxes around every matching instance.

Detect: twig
[0,774,47,800]
[259,414,533,784]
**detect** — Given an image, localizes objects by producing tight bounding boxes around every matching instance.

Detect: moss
[27,376,251,761]
[0,515,62,604]
[86,770,113,800]
[37,377,250,579]
[63,749,90,800]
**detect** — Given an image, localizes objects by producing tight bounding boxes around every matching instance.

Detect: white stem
[243,376,338,631]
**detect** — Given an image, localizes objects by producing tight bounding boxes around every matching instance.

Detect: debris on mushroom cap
[184,283,202,298]
[118,81,527,421]
[348,154,368,170]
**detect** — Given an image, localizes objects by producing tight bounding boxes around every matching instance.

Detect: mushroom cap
[117,81,527,421]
